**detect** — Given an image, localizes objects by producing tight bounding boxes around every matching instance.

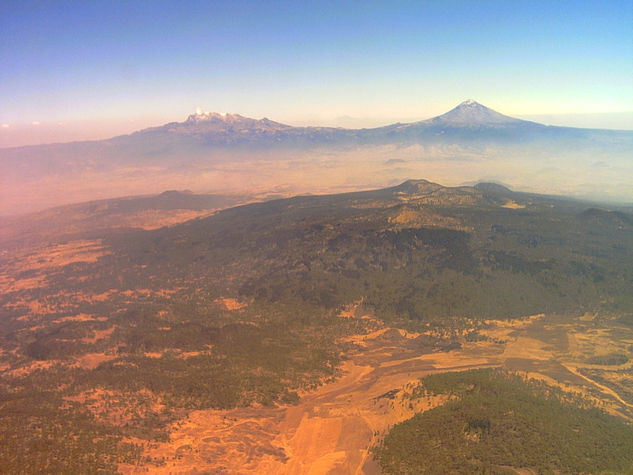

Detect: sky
[1,0,632,146]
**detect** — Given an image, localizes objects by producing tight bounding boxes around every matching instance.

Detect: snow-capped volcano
[426,100,527,126]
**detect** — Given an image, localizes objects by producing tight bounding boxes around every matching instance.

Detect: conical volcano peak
[429,100,523,126]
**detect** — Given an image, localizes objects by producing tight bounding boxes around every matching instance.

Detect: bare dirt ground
[120,326,497,474]
[119,311,633,475]
[0,239,110,295]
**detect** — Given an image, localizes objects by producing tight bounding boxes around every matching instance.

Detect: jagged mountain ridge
[146,112,293,135]
[120,100,566,145]
[3,100,629,152]
[66,99,625,159]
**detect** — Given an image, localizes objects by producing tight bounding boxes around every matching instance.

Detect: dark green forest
[373,369,633,474]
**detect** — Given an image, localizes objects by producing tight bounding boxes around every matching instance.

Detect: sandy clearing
[54,313,108,323]
[339,328,390,346]
[502,200,526,209]
[2,240,110,279]
[501,336,552,360]
[74,352,118,369]
[215,297,248,310]
[122,335,497,475]
[117,209,215,230]
[6,359,61,377]
[0,274,48,293]
[82,326,116,344]
[119,315,633,474]
[119,287,183,299]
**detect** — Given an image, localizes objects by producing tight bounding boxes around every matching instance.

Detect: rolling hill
[0,190,260,253]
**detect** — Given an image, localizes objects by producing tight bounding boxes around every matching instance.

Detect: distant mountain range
[2,101,632,215]
[4,100,632,152]
[112,100,633,147]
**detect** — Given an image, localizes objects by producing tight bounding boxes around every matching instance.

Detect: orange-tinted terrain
[2,181,633,473]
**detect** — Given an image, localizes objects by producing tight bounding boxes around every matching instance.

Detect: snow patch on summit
[186,110,235,123]
[427,100,524,126]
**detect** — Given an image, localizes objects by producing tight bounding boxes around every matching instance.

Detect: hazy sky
[1,0,632,145]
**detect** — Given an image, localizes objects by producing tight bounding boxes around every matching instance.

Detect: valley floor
[120,311,633,474]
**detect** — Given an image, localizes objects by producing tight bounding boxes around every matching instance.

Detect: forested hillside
[374,369,633,474]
